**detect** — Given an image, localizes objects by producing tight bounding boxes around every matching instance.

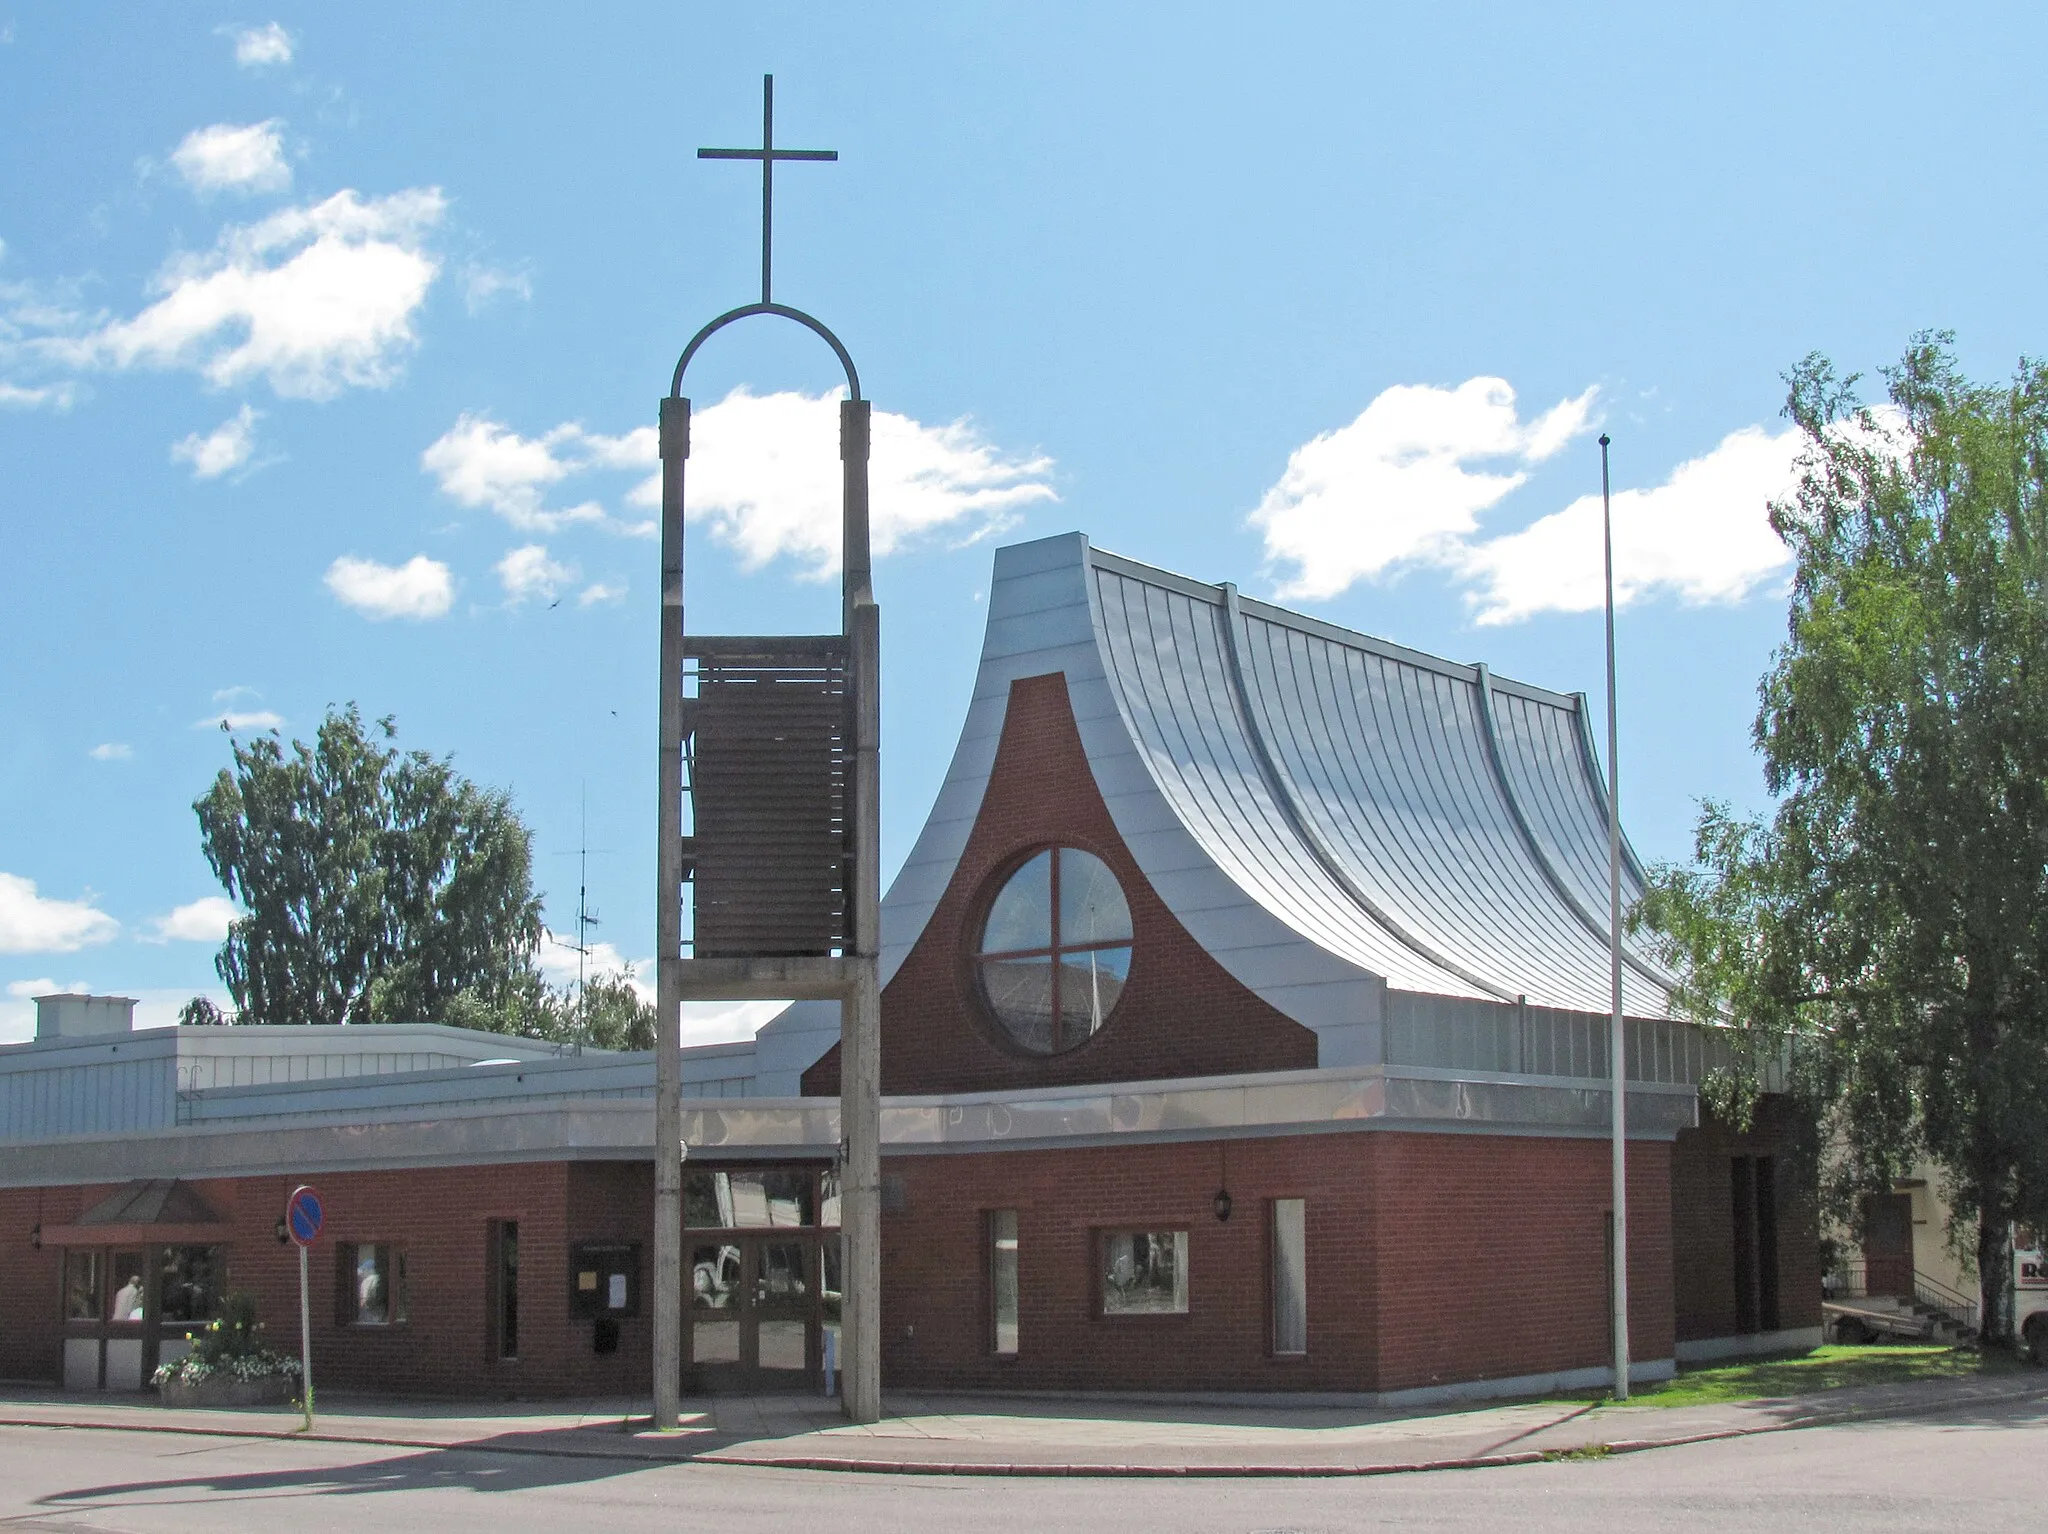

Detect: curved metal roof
[1088,550,1673,1016]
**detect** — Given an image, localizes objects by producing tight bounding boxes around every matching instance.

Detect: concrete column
[840,399,882,1424]
[842,400,873,614]
[652,394,690,1431]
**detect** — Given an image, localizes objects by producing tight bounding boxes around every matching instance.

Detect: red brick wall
[0,1185,83,1384]
[1370,1136,1672,1392]
[0,1163,656,1398]
[807,672,1320,1097]
[877,1128,1673,1394]
[1671,1097,1822,1341]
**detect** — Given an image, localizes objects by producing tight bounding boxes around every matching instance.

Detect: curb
[4,1376,2044,1479]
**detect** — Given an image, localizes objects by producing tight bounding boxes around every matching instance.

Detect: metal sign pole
[298,1241,313,1428]
[1601,432,1631,1402]
[285,1184,322,1430]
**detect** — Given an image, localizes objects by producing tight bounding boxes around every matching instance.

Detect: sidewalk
[2,1372,2044,1477]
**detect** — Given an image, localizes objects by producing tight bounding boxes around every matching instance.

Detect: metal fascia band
[1214,582,1519,1004]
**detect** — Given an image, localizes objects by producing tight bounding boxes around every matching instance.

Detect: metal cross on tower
[698,75,838,305]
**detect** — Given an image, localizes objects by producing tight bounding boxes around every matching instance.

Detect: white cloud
[148,896,239,944]
[1244,377,1902,626]
[170,121,291,196]
[681,999,786,1046]
[54,188,444,400]
[88,742,132,761]
[495,543,574,604]
[577,581,624,606]
[1455,423,1805,625]
[7,978,71,999]
[690,388,1058,575]
[1251,378,1599,602]
[228,23,293,67]
[325,554,454,620]
[422,413,602,532]
[462,264,532,314]
[0,873,119,954]
[193,709,284,732]
[0,380,79,409]
[423,390,1056,573]
[171,404,261,479]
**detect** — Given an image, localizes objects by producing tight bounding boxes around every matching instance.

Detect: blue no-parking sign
[286,1184,324,1246]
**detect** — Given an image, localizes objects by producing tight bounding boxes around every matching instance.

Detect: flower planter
[157,1374,298,1409]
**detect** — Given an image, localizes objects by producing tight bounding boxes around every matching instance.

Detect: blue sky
[5,3,2046,1042]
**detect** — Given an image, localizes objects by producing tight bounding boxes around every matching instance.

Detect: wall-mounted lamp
[274,1215,290,1246]
[1213,1188,1233,1223]
[28,1222,41,1250]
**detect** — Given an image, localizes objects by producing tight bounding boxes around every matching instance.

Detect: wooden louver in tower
[682,635,852,958]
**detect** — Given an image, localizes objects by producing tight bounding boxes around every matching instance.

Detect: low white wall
[1673,1326,1824,1364]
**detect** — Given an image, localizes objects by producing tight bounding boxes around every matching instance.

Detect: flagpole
[1601,431,1631,1401]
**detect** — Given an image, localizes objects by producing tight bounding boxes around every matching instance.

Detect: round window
[975,847,1133,1054]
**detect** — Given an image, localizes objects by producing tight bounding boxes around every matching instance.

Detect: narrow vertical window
[496,1220,520,1361]
[990,1210,1019,1356]
[1271,1199,1306,1356]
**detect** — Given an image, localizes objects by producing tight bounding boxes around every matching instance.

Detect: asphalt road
[1,1398,2040,1534]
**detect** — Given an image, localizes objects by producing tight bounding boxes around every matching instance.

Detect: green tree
[176,995,229,1027]
[571,968,656,1052]
[1638,336,2048,1347]
[195,705,544,1027]
[442,967,656,1052]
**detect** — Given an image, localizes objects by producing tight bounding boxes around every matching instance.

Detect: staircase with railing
[1825,1260,1979,1340]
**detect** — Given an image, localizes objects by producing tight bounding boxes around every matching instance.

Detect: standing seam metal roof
[1087,544,1676,1017]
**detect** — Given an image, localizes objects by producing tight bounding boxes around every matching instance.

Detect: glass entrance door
[752,1241,811,1375]
[686,1236,818,1389]
[681,1164,837,1393]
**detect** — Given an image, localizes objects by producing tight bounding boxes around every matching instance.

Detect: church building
[0,533,1817,1402]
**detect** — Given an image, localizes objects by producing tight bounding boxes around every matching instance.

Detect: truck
[2018,1228,2048,1363]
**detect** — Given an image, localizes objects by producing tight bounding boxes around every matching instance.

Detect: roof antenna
[554,784,615,1052]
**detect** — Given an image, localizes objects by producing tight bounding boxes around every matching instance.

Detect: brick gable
[805,671,1319,1096]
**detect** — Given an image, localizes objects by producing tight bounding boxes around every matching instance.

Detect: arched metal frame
[672,302,862,402]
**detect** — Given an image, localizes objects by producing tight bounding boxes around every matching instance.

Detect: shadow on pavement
[35,1434,689,1512]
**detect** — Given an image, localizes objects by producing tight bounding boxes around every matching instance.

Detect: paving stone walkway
[2,1372,2043,1476]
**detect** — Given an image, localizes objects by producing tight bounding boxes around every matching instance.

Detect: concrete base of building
[1374,1357,1676,1409]
[895,1359,1679,1412]
[1674,1327,1825,1364]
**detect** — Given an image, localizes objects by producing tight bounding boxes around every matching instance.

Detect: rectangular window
[157,1245,223,1326]
[63,1250,100,1322]
[1271,1199,1306,1356]
[336,1243,408,1326]
[109,1250,146,1323]
[1755,1156,1780,1332]
[990,1210,1019,1356]
[685,1170,816,1229]
[1100,1230,1188,1316]
[495,1221,520,1360]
